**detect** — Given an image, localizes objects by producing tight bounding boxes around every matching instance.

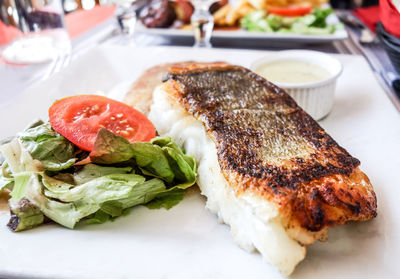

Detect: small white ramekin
[250,50,343,120]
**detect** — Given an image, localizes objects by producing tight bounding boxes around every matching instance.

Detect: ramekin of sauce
[251,50,342,120]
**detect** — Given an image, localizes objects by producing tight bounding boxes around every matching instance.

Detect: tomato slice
[268,6,312,17]
[49,95,156,151]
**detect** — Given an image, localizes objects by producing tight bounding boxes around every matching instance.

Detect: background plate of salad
[136,1,347,43]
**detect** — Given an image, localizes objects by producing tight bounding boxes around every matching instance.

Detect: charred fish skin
[149,63,377,275]
[163,64,376,237]
[123,62,227,115]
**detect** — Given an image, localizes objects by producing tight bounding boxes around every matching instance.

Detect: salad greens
[8,198,44,232]
[18,122,77,172]
[0,123,197,232]
[241,8,342,35]
[0,162,13,192]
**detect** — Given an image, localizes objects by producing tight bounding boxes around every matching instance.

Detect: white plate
[0,45,399,279]
[135,15,348,44]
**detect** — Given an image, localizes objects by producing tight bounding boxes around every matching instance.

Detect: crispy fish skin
[124,62,227,115]
[162,63,377,244]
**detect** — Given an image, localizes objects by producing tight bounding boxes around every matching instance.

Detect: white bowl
[250,50,343,120]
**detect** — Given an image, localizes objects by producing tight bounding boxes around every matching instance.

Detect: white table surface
[0,45,399,279]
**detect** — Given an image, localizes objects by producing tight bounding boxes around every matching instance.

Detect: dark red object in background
[352,1,400,38]
[380,0,400,38]
[352,5,380,32]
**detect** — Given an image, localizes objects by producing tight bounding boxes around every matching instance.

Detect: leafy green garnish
[241,11,272,32]
[0,124,197,231]
[89,129,134,164]
[0,176,13,192]
[114,178,166,209]
[86,178,167,223]
[7,197,44,232]
[311,8,333,28]
[0,162,14,191]
[90,128,197,188]
[10,172,32,200]
[74,164,133,185]
[42,173,144,203]
[19,123,76,171]
[85,209,111,224]
[131,142,175,183]
[145,188,185,210]
[241,8,337,35]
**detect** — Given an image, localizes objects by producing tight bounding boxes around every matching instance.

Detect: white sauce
[255,60,332,84]
[148,86,305,276]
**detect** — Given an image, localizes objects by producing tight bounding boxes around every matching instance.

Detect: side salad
[241,8,342,35]
[0,95,197,232]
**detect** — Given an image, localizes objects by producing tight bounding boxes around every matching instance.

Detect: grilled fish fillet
[146,62,377,275]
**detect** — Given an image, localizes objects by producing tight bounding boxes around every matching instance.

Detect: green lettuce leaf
[0,162,14,191]
[100,201,124,217]
[19,123,76,171]
[7,197,44,232]
[311,8,333,28]
[87,178,166,223]
[9,171,81,229]
[10,172,32,200]
[89,128,134,164]
[90,129,197,188]
[86,210,111,224]
[266,14,283,31]
[241,11,272,32]
[0,138,44,173]
[145,188,185,210]
[131,142,175,183]
[152,138,196,188]
[114,178,166,209]
[74,164,133,185]
[0,176,13,192]
[43,173,145,203]
[241,8,336,34]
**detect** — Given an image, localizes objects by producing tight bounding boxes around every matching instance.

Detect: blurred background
[1,0,398,104]
[0,0,379,18]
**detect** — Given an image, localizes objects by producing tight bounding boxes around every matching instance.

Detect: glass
[0,0,71,64]
[116,4,137,38]
[190,0,216,48]
[114,0,147,45]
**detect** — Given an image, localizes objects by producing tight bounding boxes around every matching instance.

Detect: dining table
[0,4,399,279]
